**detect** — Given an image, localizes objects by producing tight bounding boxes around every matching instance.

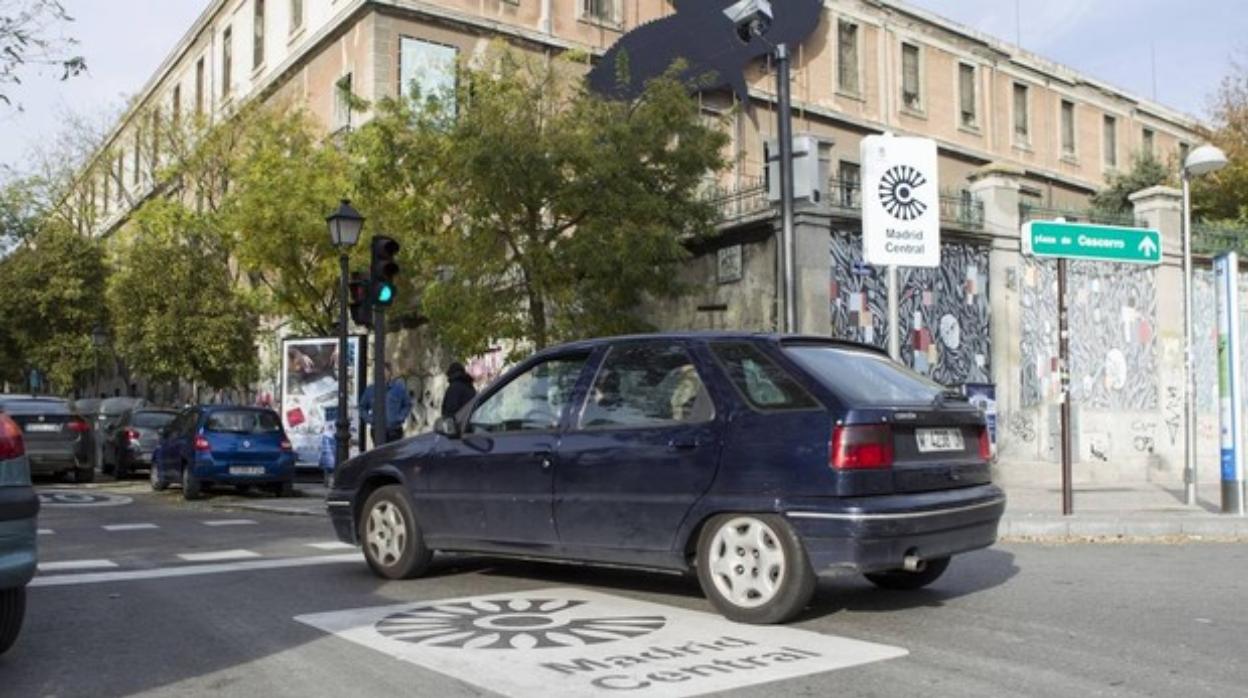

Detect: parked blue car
[0,411,38,655]
[152,406,296,500]
[327,333,1005,624]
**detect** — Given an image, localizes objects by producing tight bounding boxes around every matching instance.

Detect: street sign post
[1214,252,1246,516]
[1022,220,1163,265]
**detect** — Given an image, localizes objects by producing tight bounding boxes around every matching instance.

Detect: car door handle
[668,437,700,450]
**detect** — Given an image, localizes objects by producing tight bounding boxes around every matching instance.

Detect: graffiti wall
[829,230,991,386]
[1019,258,1158,410]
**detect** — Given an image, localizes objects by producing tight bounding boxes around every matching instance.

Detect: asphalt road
[2,479,1245,698]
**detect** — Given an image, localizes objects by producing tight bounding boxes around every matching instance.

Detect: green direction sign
[1022,220,1163,265]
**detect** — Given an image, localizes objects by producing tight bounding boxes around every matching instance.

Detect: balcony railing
[826,177,985,231]
[1018,203,1145,229]
[703,175,770,223]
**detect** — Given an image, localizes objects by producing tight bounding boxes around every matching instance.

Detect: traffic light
[369,236,400,307]
[348,271,373,328]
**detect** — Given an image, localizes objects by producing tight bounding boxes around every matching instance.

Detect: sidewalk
[1000,481,1248,541]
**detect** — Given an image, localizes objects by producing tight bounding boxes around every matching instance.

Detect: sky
[0,0,1244,171]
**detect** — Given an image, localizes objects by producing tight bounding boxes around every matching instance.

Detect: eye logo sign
[878,165,928,221]
[374,598,666,650]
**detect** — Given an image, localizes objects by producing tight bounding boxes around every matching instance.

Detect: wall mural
[829,230,991,386]
[1019,258,1158,410]
[1191,268,1248,417]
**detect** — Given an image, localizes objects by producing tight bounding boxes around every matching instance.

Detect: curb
[1001,515,1248,542]
[207,499,327,517]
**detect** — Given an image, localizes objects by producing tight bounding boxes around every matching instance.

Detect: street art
[829,231,990,386]
[1131,421,1157,453]
[1019,259,1157,410]
[1005,411,1037,444]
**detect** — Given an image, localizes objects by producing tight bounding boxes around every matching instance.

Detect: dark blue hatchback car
[328,333,1005,624]
[152,406,296,500]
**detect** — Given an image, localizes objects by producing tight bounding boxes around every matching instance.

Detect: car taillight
[125,428,141,443]
[0,415,25,460]
[978,427,992,461]
[279,438,293,452]
[830,424,894,470]
[194,435,212,452]
[66,417,91,434]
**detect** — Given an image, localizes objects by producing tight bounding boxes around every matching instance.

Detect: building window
[195,57,205,114]
[1142,127,1155,157]
[901,42,921,111]
[334,73,353,130]
[290,0,303,33]
[580,0,619,25]
[1179,141,1190,167]
[172,84,182,127]
[399,37,458,114]
[222,26,233,98]
[253,0,265,69]
[838,160,860,208]
[837,20,859,95]
[1103,115,1117,168]
[1060,100,1076,157]
[101,173,109,215]
[958,63,976,128]
[133,130,142,185]
[150,109,160,174]
[1013,82,1029,142]
[116,153,125,202]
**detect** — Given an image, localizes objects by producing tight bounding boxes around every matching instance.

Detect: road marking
[39,560,119,572]
[295,588,908,698]
[178,549,262,562]
[37,490,133,507]
[37,529,54,536]
[307,542,355,551]
[30,553,359,588]
[202,519,258,527]
[103,523,159,532]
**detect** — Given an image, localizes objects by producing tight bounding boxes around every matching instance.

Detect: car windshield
[0,399,71,416]
[132,411,177,429]
[783,344,947,406]
[204,410,282,434]
[74,398,103,415]
[101,397,144,416]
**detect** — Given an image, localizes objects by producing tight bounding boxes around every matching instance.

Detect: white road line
[37,529,54,536]
[30,553,359,588]
[202,519,258,527]
[102,523,159,532]
[38,559,119,572]
[178,549,262,562]
[306,541,355,551]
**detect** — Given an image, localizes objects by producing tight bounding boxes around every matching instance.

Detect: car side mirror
[434,416,461,439]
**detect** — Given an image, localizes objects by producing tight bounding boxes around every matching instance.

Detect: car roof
[197,405,276,414]
[530,332,883,358]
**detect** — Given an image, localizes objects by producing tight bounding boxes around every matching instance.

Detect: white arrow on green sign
[1022,220,1163,265]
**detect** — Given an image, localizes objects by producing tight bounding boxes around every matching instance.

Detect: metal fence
[1018,203,1145,229]
[702,176,770,223]
[826,177,985,230]
[1193,222,1248,257]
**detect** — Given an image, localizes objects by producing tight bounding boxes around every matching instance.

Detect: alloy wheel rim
[708,517,786,609]
[366,501,407,567]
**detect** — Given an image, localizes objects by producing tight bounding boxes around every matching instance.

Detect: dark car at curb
[102,408,177,479]
[151,406,297,500]
[0,397,93,483]
[327,333,1005,624]
[0,412,38,655]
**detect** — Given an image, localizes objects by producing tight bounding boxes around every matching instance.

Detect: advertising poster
[1214,253,1244,511]
[963,383,997,455]
[281,336,365,466]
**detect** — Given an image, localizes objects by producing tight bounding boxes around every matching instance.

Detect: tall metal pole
[1058,258,1073,516]
[776,43,797,334]
[1182,172,1197,506]
[372,307,387,448]
[334,253,351,470]
[887,265,900,360]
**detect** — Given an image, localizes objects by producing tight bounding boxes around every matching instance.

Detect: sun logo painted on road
[878,165,928,221]
[374,598,666,650]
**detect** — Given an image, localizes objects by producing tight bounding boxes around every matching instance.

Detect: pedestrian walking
[361,363,412,445]
[441,362,477,418]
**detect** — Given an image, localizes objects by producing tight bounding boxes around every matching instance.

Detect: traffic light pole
[334,253,351,470]
[372,306,387,448]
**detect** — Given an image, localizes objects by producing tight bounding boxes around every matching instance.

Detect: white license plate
[916,428,965,453]
[229,466,266,476]
[23,423,60,433]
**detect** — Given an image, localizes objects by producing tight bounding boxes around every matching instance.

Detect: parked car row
[0,410,37,656]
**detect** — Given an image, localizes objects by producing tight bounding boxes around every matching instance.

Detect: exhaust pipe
[903,554,926,572]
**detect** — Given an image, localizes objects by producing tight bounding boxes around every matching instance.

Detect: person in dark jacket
[441,362,477,418]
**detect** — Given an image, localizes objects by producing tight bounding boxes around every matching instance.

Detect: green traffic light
[376,283,394,305]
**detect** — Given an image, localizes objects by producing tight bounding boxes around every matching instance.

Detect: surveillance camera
[724,0,774,41]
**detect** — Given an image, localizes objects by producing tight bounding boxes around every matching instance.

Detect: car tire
[695,513,816,625]
[75,466,95,484]
[359,485,431,581]
[114,460,128,480]
[271,480,294,498]
[864,556,951,591]
[101,459,115,476]
[0,587,26,656]
[150,463,168,491]
[182,464,202,500]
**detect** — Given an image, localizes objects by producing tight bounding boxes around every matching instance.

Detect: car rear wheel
[864,556,951,591]
[0,587,26,655]
[182,465,202,500]
[74,466,94,484]
[696,513,815,624]
[270,480,294,498]
[360,485,431,580]
[150,463,168,491]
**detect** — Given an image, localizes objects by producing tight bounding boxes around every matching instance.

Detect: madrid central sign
[1022,220,1163,265]
[861,135,940,268]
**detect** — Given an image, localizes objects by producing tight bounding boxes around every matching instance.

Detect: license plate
[229,466,266,476]
[23,423,59,433]
[916,428,964,453]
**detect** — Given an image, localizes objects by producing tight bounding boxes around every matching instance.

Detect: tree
[106,198,259,390]
[1193,60,1248,225]
[355,46,729,356]
[0,0,85,108]
[1090,150,1172,216]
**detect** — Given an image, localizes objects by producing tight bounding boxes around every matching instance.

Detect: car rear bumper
[0,488,38,589]
[28,453,82,475]
[190,459,296,484]
[784,484,1005,575]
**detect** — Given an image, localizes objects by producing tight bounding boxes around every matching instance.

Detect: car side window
[710,341,820,411]
[579,343,715,429]
[468,355,588,434]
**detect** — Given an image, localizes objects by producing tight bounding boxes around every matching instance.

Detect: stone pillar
[789,204,833,336]
[1129,186,1182,259]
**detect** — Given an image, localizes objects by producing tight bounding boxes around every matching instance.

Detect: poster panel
[281,336,364,465]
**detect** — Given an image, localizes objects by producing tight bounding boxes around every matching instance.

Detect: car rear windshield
[783,344,946,406]
[101,397,144,415]
[0,399,71,416]
[132,411,177,429]
[205,410,281,434]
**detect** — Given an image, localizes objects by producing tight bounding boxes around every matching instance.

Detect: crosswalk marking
[30,553,359,587]
[37,529,54,535]
[306,541,355,551]
[39,559,119,572]
[177,549,262,562]
[103,523,159,532]
[202,519,258,527]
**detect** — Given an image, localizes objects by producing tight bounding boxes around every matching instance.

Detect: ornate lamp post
[326,199,365,472]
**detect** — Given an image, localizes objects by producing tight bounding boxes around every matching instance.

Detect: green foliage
[0,0,86,108]
[106,198,259,390]
[1193,61,1248,226]
[1090,150,1173,216]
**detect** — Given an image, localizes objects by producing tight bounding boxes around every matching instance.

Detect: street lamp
[326,199,364,475]
[91,325,107,398]
[1181,144,1229,507]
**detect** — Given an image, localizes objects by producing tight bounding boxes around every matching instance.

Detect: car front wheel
[359,485,431,580]
[182,465,202,500]
[696,513,816,624]
[864,556,951,590]
[0,587,26,655]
